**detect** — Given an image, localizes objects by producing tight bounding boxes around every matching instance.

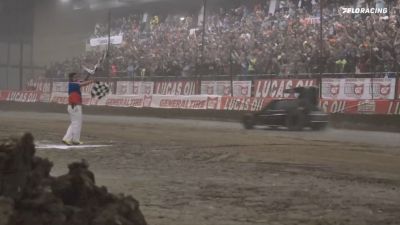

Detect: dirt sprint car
[242,87,329,131]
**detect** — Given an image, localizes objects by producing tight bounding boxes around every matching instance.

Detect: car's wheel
[285,110,305,131]
[310,122,328,131]
[243,115,255,129]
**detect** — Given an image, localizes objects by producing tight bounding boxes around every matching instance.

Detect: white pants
[63,105,82,142]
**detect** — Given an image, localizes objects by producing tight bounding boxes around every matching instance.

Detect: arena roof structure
[65,0,205,10]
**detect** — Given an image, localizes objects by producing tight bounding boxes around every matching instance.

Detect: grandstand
[42,0,400,79]
[0,0,399,87]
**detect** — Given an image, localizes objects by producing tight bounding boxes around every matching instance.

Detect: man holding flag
[62,72,95,145]
[62,51,108,145]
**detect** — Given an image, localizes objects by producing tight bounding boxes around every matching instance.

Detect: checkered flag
[82,48,109,75]
[91,81,110,99]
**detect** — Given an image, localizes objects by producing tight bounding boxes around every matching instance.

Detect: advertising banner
[254,79,317,98]
[201,81,252,97]
[322,78,396,100]
[90,35,123,47]
[0,91,41,103]
[154,81,198,95]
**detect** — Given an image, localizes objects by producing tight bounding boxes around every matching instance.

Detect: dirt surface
[0,110,400,225]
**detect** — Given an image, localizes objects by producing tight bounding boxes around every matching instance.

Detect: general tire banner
[50,93,106,106]
[0,91,41,103]
[219,97,271,111]
[150,95,209,109]
[254,79,317,98]
[320,99,400,115]
[154,81,198,95]
[116,81,154,95]
[322,78,396,100]
[105,95,146,108]
[201,81,251,97]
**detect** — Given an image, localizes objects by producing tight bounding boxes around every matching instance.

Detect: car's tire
[310,122,328,131]
[285,110,305,131]
[243,115,255,129]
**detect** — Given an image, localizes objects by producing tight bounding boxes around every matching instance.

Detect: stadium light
[60,0,70,3]
[180,17,185,21]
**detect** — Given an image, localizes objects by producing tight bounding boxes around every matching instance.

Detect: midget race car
[242,87,329,131]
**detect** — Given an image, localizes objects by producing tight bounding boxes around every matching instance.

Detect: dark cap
[68,72,77,81]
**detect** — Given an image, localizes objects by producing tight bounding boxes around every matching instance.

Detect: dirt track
[1,110,400,225]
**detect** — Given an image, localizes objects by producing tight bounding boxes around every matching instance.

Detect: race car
[242,87,329,131]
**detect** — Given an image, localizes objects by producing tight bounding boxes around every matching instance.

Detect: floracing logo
[340,7,388,14]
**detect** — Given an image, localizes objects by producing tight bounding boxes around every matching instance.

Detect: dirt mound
[0,133,147,225]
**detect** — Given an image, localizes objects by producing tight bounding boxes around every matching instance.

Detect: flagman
[62,72,95,145]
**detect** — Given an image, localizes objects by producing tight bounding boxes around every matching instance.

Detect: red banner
[320,99,400,115]
[385,101,400,115]
[154,81,198,95]
[398,79,400,99]
[0,91,42,103]
[254,79,317,98]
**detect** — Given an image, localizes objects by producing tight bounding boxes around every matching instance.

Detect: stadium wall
[33,1,108,67]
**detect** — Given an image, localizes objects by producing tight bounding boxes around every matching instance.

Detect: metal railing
[44,72,399,82]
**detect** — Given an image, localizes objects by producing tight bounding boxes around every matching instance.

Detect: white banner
[135,82,154,95]
[201,81,251,97]
[154,81,198,95]
[90,35,123,47]
[254,79,317,98]
[322,78,396,100]
[116,81,154,95]
[116,81,134,95]
[52,82,68,93]
[25,79,51,93]
[150,95,210,110]
[105,95,147,108]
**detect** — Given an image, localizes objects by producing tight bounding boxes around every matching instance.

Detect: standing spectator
[111,63,118,77]
[127,61,135,78]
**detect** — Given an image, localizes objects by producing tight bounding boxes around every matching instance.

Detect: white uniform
[63,105,82,143]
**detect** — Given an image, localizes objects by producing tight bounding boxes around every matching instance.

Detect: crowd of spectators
[46,0,400,78]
